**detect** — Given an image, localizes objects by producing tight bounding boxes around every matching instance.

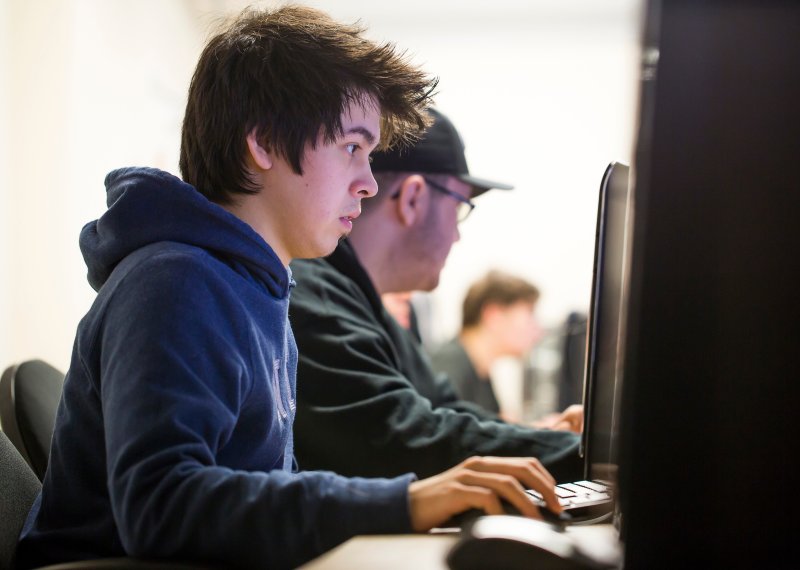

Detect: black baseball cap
[370,108,514,197]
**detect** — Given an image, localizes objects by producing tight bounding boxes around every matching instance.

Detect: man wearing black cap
[289,109,583,482]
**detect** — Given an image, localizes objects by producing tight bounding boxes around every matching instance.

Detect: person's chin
[293,238,342,261]
[421,273,441,292]
[318,234,348,258]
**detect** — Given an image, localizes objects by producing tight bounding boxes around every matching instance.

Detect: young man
[434,272,584,429]
[431,270,543,418]
[290,108,584,482]
[15,8,563,570]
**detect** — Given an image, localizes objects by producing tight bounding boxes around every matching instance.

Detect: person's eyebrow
[345,126,377,147]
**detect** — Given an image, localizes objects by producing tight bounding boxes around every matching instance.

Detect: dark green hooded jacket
[290,240,582,482]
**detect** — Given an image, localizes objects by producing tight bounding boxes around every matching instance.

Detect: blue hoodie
[16,168,414,569]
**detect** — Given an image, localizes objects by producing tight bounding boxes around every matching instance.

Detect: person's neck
[218,195,291,267]
[459,327,500,378]
[348,218,402,295]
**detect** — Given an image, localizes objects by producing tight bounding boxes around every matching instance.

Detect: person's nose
[353,166,378,199]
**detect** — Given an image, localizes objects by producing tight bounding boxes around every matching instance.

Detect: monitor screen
[580,161,632,486]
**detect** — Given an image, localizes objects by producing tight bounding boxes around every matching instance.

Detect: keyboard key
[573,480,608,493]
[524,491,572,508]
[559,483,593,495]
[570,492,610,505]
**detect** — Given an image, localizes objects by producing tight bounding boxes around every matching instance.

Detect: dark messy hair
[462,271,541,329]
[180,5,438,204]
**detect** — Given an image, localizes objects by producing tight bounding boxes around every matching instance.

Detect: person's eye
[345,143,359,155]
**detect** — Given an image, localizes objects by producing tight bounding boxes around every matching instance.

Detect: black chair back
[0,360,65,481]
[0,430,42,570]
[1,363,220,569]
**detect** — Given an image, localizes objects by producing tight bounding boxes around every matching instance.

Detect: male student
[431,270,543,418]
[290,108,584,482]
[15,8,564,570]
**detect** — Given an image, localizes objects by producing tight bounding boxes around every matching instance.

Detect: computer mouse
[446,515,612,570]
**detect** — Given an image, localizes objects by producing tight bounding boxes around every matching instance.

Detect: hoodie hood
[80,167,290,297]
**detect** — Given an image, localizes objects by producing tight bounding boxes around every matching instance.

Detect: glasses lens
[457,202,472,223]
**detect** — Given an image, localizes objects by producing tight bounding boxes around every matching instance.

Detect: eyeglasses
[423,178,476,223]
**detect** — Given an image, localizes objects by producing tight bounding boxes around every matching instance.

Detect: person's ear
[394,175,427,227]
[246,129,273,171]
[481,303,504,328]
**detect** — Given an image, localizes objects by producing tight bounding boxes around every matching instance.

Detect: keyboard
[526,479,612,516]
[437,479,613,530]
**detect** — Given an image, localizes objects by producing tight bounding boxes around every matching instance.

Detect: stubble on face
[406,192,458,291]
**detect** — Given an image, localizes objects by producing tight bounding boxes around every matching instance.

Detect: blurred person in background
[430,270,543,420]
[429,271,583,430]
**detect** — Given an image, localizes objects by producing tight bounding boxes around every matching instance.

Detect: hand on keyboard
[531,404,584,433]
[407,456,563,532]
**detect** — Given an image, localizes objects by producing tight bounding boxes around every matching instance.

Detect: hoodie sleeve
[95,251,413,570]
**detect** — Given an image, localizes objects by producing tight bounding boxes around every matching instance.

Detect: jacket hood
[80,167,290,297]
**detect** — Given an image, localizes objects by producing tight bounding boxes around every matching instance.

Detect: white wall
[1,0,11,366]
[1,0,214,371]
[1,0,641,374]
[0,0,11,367]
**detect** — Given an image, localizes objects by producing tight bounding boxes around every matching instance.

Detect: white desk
[300,524,620,569]
[299,533,458,570]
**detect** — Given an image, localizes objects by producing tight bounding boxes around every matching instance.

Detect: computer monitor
[617,2,799,565]
[580,161,632,487]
